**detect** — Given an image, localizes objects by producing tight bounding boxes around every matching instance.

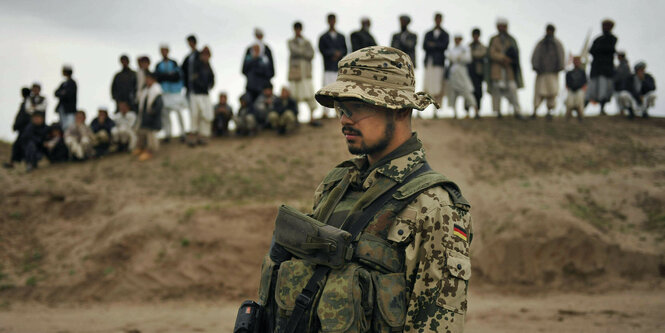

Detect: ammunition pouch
[274,205,353,269]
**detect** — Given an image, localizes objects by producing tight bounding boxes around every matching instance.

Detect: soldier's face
[336,100,394,156]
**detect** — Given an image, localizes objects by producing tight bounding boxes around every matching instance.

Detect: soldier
[467,28,487,115]
[391,15,417,67]
[487,17,524,118]
[423,12,450,116]
[256,46,472,333]
[350,17,377,52]
[531,24,565,119]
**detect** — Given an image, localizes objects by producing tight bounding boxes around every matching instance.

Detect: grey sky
[1,0,663,140]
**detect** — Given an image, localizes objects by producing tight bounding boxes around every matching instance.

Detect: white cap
[454,32,463,39]
[159,43,169,49]
[496,17,508,25]
[32,81,41,87]
[98,105,108,112]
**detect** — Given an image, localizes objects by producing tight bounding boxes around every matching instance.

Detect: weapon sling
[283,162,432,333]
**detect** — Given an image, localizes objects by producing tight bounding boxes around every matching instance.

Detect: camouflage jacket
[260,134,472,333]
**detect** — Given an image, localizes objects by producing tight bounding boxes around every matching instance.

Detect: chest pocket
[354,233,404,274]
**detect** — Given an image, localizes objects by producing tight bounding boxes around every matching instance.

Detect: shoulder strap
[283,162,431,333]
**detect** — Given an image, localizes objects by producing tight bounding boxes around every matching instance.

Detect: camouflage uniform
[259,47,472,333]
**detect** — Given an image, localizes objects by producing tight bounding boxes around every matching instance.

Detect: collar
[338,133,426,185]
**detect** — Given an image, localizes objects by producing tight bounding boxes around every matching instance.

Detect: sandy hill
[0,117,664,305]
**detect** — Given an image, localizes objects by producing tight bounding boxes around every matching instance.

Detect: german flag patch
[453,224,468,242]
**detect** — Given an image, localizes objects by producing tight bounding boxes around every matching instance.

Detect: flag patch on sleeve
[453,224,468,242]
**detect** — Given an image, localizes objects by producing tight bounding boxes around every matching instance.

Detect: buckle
[295,293,311,308]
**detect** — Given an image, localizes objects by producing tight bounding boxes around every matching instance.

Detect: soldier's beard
[346,118,395,156]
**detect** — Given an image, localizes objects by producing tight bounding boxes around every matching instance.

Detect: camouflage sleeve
[389,187,472,333]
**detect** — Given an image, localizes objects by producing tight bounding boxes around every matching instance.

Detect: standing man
[587,19,617,115]
[111,54,137,113]
[188,46,215,146]
[182,34,200,105]
[243,28,275,103]
[3,87,33,169]
[391,15,418,67]
[318,13,348,118]
[446,33,478,118]
[155,44,187,142]
[54,64,77,130]
[487,17,524,118]
[467,28,487,115]
[255,46,471,333]
[423,12,449,116]
[135,72,163,161]
[136,56,151,94]
[288,21,319,126]
[350,17,377,52]
[530,24,565,119]
[25,82,47,116]
[565,56,588,121]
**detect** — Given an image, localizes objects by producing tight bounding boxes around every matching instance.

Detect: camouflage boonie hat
[315,46,438,111]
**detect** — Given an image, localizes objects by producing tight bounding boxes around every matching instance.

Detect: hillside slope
[0,117,664,303]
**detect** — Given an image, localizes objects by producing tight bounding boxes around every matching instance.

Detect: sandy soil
[1,116,665,332]
[2,290,664,333]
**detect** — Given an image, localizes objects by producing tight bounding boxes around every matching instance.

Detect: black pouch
[233,300,264,333]
[274,205,353,269]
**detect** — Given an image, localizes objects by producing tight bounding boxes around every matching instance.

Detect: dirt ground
[2,290,664,333]
[1,116,664,332]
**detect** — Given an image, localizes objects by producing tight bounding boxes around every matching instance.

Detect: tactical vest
[258,164,470,333]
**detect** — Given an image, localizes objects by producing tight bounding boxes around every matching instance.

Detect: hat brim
[315,79,438,111]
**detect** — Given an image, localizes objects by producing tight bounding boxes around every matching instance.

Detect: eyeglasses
[334,101,381,122]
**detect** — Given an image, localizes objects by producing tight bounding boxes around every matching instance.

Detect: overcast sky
[1,0,663,141]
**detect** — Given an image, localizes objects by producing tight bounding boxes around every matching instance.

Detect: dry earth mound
[0,117,664,303]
